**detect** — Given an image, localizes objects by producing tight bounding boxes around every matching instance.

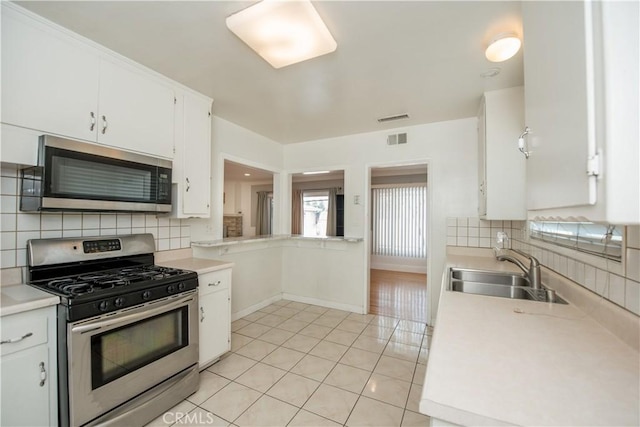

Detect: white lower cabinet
[198,268,231,369]
[0,306,57,426]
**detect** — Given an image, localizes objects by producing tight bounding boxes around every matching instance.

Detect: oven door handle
[71,295,195,334]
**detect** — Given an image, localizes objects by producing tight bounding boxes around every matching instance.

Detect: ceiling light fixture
[485,32,521,62]
[226,0,337,69]
[303,171,330,175]
[244,173,252,177]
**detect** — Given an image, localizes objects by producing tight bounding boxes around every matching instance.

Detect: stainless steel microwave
[20,135,172,213]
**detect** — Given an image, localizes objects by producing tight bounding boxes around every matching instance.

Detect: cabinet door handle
[89,112,96,131]
[208,280,221,287]
[186,177,190,192]
[200,307,205,322]
[39,362,47,387]
[0,332,33,345]
[101,115,108,134]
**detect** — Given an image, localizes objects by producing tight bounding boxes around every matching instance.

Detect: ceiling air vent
[387,133,407,145]
[377,113,409,123]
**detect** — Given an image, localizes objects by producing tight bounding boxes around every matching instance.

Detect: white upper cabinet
[97,59,175,159]
[522,0,639,223]
[1,7,100,143]
[478,87,526,220]
[172,92,212,218]
[1,3,175,161]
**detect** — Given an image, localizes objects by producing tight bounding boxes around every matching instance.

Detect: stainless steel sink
[448,268,567,304]
[450,269,529,286]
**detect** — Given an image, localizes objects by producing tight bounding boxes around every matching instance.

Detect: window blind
[372,185,427,258]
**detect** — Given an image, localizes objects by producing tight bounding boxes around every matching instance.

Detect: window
[303,191,329,237]
[529,221,622,261]
[371,185,427,258]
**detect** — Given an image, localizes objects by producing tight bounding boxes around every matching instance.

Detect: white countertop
[191,234,363,248]
[0,284,59,317]
[420,253,640,426]
[157,257,234,275]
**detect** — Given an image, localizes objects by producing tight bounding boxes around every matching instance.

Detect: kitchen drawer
[1,308,49,357]
[198,268,231,297]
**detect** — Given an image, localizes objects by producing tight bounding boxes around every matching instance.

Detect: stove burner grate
[41,265,189,297]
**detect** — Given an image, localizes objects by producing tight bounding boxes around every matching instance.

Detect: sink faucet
[496,249,542,289]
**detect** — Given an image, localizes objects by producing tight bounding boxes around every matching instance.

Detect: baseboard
[282,293,365,314]
[231,294,282,321]
[370,254,427,274]
[370,263,427,274]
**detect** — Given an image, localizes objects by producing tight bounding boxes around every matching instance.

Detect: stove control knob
[142,291,152,300]
[98,301,109,312]
[114,297,124,308]
[167,284,176,294]
[178,282,185,291]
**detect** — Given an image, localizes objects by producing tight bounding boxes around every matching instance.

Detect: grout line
[192,299,428,427]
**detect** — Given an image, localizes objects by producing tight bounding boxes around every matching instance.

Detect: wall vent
[387,133,407,145]
[377,113,409,123]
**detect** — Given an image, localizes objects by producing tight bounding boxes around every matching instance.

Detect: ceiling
[16,1,524,144]
[224,160,274,182]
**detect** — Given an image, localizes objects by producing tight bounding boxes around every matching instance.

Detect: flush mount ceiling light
[303,170,330,175]
[485,32,521,62]
[226,0,337,69]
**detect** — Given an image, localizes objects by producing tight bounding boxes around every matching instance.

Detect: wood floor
[369,269,428,324]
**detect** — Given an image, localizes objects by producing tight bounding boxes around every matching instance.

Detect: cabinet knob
[518,126,531,159]
[39,362,47,387]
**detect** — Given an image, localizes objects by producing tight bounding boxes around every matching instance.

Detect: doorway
[368,164,428,324]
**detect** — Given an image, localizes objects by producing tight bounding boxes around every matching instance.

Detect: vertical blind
[372,185,427,258]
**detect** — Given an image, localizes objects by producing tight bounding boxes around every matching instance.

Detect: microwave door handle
[71,295,194,334]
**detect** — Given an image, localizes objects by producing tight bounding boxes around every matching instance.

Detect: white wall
[282,118,478,322]
[189,116,284,240]
[186,116,285,315]
[192,115,477,322]
[282,240,365,312]
[193,243,283,317]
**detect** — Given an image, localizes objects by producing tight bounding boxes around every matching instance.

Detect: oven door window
[91,306,188,389]
[45,146,158,203]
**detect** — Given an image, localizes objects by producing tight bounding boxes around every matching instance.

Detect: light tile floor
[146,300,433,427]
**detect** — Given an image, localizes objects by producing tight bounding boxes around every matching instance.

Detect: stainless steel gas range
[27,234,199,427]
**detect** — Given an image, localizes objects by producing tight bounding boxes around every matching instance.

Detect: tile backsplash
[1,163,191,270]
[446,217,525,249]
[448,216,640,316]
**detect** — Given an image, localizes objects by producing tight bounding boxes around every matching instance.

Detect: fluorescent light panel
[226,0,337,69]
[303,170,330,175]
